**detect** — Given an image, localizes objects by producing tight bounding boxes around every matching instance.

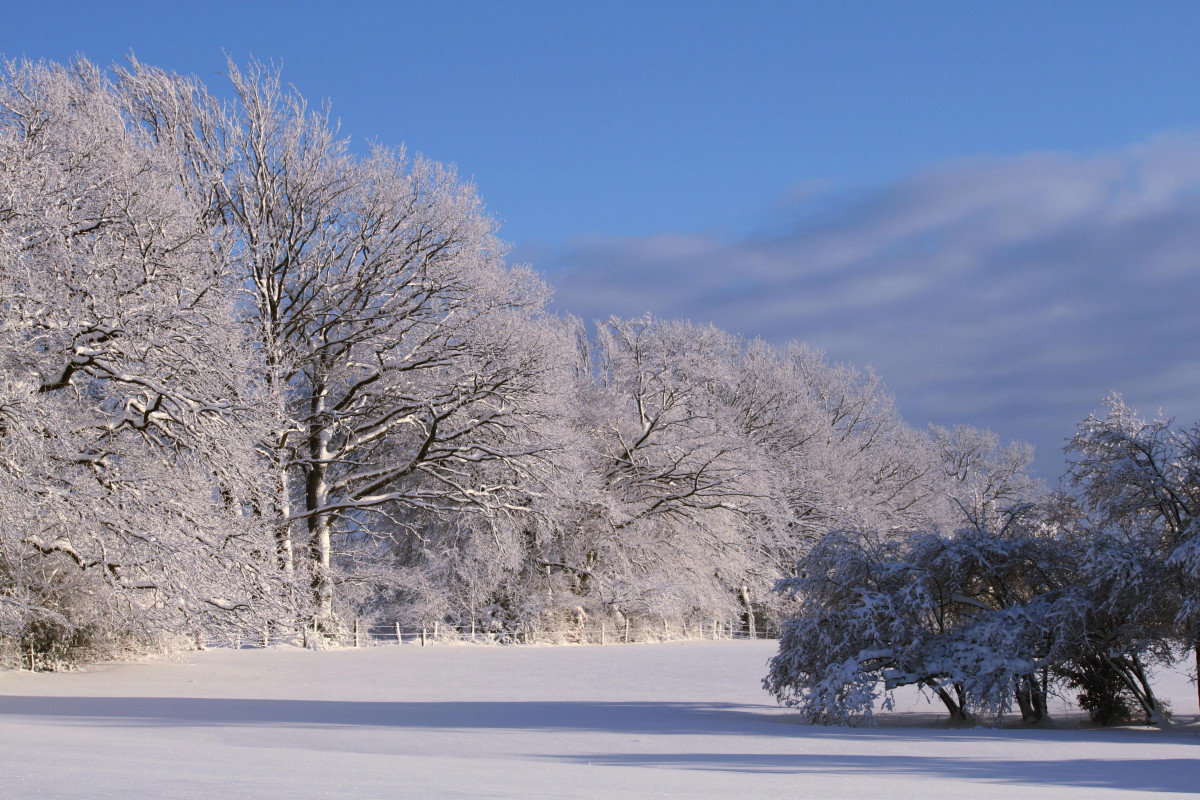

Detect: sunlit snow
[1,640,1197,798]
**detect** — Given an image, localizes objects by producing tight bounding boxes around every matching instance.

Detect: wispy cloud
[529,134,1200,477]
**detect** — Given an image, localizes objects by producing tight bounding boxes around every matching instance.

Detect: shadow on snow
[1,695,1196,793]
[550,752,1200,793]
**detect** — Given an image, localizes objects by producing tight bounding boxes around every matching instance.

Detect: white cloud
[532,134,1200,477]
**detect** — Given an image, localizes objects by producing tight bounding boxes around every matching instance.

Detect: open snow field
[0,640,1197,799]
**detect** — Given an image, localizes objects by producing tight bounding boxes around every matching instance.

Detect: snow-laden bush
[768,397,1200,726]
[764,522,1063,725]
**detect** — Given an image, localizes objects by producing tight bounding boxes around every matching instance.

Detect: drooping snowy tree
[764,421,1061,724]
[767,398,1200,727]
[0,58,288,661]
[762,518,1065,725]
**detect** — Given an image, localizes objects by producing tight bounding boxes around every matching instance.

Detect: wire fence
[280,616,780,649]
[0,615,780,665]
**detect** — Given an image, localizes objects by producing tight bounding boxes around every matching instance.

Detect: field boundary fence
[361,617,778,647]
[200,616,779,650]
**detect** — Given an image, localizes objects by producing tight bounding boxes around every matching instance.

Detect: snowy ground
[0,640,1197,799]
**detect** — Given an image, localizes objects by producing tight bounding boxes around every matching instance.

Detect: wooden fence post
[394,622,402,645]
[421,627,427,646]
[601,621,606,645]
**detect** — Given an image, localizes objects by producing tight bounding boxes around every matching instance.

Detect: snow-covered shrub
[764,519,1065,725]
[764,529,934,724]
[768,398,1200,727]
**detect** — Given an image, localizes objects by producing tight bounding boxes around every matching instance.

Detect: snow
[1,640,1197,798]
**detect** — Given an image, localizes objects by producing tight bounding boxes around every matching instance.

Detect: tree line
[1,58,1195,727]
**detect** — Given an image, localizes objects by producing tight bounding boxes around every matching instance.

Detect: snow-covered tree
[931,424,1040,534]
[763,516,1063,725]
[521,317,777,625]
[1062,395,1200,720]
[115,58,561,627]
[765,420,1063,725]
[517,318,941,634]
[0,58,288,661]
[767,398,1200,727]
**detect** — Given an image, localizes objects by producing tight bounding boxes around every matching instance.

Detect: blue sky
[5,1,1200,477]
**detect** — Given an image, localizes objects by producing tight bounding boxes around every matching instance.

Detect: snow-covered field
[0,640,1197,799]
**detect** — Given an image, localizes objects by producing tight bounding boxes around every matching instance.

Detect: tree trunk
[306,450,333,625]
[932,682,969,723]
[275,453,295,573]
[308,511,333,623]
[1015,673,1048,724]
[739,585,756,638]
[306,382,334,626]
[1108,654,1168,726]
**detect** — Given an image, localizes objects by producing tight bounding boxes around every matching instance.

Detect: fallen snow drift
[1,640,1197,798]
